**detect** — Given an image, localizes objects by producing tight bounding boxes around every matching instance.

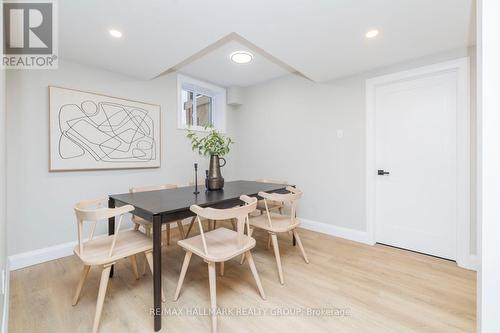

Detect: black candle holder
[193,163,200,195]
[205,170,209,191]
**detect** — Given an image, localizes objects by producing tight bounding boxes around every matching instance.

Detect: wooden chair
[130,184,187,246]
[255,179,289,248]
[255,179,288,215]
[246,186,309,285]
[183,181,237,238]
[173,195,266,333]
[72,198,165,333]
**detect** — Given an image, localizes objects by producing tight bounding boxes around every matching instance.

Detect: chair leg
[220,262,225,276]
[174,251,192,301]
[278,207,284,215]
[177,220,186,239]
[245,251,266,300]
[130,255,140,280]
[288,230,294,246]
[166,223,171,246]
[92,265,112,333]
[72,265,91,306]
[212,220,217,230]
[133,223,140,231]
[185,217,196,238]
[293,230,309,264]
[271,233,284,285]
[142,253,148,276]
[230,219,237,231]
[267,233,272,250]
[208,261,217,333]
[239,228,253,265]
[145,251,166,303]
[145,225,152,237]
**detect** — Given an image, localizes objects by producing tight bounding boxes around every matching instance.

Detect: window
[181,90,212,128]
[177,75,226,132]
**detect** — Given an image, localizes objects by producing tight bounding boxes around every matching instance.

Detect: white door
[374,70,458,259]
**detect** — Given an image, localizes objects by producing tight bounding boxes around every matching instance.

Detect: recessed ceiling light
[365,29,379,39]
[230,51,253,64]
[109,29,122,38]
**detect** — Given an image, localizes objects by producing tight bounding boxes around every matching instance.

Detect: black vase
[207,155,226,190]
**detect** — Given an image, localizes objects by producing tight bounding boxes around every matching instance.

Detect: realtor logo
[2,0,58,69]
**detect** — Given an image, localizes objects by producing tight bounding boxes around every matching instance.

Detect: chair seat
[249,212,300,233]
[74,230,152,266]
[132,215,150,226]
[256,200,283,212]
[132,216,172,230]
[133,216,165,228]
[178,227,256,262]
[134,215,207,225]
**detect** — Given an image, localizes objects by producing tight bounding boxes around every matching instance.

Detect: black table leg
[108,197,115,277]
[153,214,162,331]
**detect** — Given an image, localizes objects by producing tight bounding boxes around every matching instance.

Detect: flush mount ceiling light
[230,51,253,64]
[109,29,123,38]
[365,29,379,39]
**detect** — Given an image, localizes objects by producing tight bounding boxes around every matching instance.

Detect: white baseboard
[299,218,375,245]
[9,240,77,271]
[8,221,191,271]
[457,254,479,271]
[8,218,478,272]
[1,261,9,333]
[299,218,478,271]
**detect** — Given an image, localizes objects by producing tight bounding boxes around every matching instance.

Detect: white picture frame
[49,86,161,171]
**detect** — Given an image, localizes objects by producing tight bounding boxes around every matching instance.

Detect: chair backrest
[256,179,288,185]
[189,195,258,255]
[74,197,134,258]
[256,180,288,204]
[129,184,177,222]
[129,184,177,193]
[258,186,302,227]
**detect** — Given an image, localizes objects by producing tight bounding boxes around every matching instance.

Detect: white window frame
[177,74,226,132]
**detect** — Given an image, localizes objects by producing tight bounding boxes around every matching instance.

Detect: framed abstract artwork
[49,86,161,171]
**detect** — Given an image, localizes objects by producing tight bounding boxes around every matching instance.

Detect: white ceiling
[59,0,475,85]
[172,36,298,87]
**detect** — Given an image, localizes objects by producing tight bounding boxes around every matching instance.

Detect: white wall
[0,8,7,331]
[5,48,477,260]
[5,60,238,256]
[478,0,500,331]
[234,47,477,254]
[235,73,367,231]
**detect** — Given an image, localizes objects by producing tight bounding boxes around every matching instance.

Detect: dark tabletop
[109,180,288,216]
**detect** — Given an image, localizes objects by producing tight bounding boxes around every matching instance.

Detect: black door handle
[378,169,390,175]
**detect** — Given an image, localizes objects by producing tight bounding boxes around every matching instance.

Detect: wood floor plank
[8,222,476,332]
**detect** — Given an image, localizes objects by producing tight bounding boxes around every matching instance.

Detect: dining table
[108,180,290,331]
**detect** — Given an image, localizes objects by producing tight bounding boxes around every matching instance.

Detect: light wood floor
[9,222,476,332]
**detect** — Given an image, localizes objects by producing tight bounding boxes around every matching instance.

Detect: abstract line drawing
[49,87,161,171]
[58,101,156,162]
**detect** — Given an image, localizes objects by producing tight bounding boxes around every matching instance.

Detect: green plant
[186,125,234,157]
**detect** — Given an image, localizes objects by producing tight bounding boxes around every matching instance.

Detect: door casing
[365,57,472,269]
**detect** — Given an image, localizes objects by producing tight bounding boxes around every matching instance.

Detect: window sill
[178,125,225,133]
